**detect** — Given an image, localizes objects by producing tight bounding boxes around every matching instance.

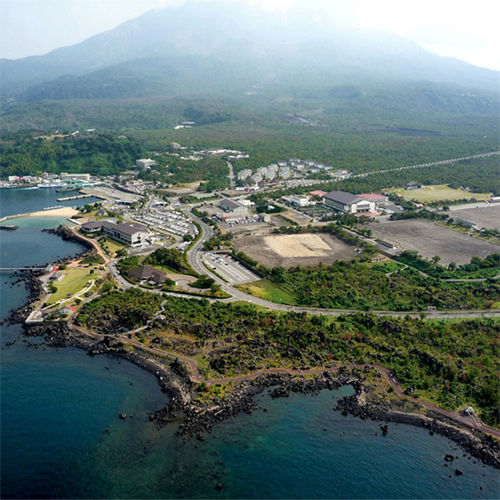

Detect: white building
[322,191,375,214]
[288,195,311,207]
[81,221,149,246]
[136,159,158,169]
[61,172,91,181]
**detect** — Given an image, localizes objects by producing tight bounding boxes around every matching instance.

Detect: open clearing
[46,268,97,305]
[234,233,357,268]
[392,185,490,203]
[368,219,498,265]
[447,204,500,230]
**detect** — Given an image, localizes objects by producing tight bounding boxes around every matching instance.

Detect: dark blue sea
[1,188,499,499]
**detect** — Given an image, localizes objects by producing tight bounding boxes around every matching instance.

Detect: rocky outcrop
[333,382,500,470]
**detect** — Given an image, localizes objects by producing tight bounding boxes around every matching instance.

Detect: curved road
[185,211,500,319]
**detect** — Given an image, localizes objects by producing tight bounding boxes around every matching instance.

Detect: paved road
[181,214,500,319]
[227,161,236,190]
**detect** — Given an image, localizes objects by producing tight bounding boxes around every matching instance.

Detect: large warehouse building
[322,191,376,214]
[81,220,149,246]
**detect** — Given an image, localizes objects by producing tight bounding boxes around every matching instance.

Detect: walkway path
[65,316,500,439]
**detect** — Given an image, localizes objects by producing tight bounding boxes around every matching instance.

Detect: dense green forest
[144,248,192,274]
[76,288,163,333]
[0,133,143,177]
[138,155,230,192]
[238,262,500,312]
[75,290,500,426]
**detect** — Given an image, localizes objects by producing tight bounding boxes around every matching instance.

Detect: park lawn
[46,268,97,305]
[99,237,127,256]
[236,280,297,305]
[392,184,491,203]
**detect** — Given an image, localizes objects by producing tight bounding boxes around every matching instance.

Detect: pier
[56,194,89,202]
[0,266,50,272]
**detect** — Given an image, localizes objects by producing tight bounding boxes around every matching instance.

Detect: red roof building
[358,193,389,202]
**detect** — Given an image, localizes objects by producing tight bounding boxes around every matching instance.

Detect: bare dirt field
[233,233,357,268]
[368,219,498,265]
[447,204,500,230]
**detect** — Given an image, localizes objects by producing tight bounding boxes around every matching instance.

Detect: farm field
[233,233,357,268]
[392,184,491,203]
[447,204,500,230]
[368,219,498,265]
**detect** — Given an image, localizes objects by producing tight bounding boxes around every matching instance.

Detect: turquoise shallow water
[1,188,499,499]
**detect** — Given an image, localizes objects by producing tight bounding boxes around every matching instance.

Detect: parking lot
[202,253,259,284]
[368,218,499,265]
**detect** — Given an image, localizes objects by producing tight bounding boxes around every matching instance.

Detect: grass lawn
[391,185,491,203]
[236,280,297,305]
[46,268,98,305]
[99,237,127,256]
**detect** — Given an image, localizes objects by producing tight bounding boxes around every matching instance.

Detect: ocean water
[1,188,499,499]
[0,186,99,219]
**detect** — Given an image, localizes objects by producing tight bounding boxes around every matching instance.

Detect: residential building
[322,191,376,213]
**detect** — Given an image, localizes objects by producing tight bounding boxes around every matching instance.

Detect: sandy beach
[27,207,79,218]
[0,207,80,222]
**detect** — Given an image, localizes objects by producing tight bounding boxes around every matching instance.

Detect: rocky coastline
[20,315,500,471]
[11,317,500,470]
[4,226,499,472]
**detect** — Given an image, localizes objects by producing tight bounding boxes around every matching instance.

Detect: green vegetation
[98,237,126,257]
[115,256,141,277]
[240,263,499,311]
[236,280,296,305]
[46,268,96,305]
[190,275,215,289]
[76,290,500,426]
[76,288,163,333]
[398,251,500,280]
[139,155,229,192]
[391,184,491,203]
[0,133,143,177]
[144,248,192,274]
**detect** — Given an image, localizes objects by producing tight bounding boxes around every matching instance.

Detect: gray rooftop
[81,220,148,235]
[322,191,363,205]
[219,199,244,210]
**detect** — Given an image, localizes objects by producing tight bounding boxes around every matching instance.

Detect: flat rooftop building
[219,199,248,213]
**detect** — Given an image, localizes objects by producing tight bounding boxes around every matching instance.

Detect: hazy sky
[1,0,499,71]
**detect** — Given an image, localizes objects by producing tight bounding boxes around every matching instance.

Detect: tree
[432,255,441,266]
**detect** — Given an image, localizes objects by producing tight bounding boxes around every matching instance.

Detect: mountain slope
[1,1,499,99]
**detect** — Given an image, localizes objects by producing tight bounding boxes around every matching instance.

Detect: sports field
[233,233,357,268]
[368,219,498,265]
[392,185,490,203]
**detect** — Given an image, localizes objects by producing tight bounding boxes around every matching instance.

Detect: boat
[0,225,19,231]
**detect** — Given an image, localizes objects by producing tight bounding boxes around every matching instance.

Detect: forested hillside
[0,133,143,177]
